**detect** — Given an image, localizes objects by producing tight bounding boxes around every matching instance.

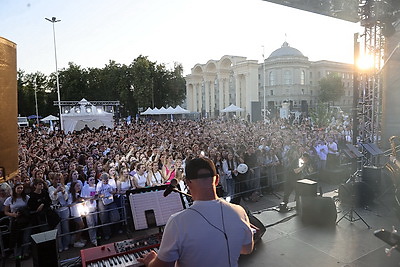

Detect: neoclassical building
[185,42,354,119]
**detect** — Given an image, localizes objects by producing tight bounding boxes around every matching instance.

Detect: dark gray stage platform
[239,186,400,267]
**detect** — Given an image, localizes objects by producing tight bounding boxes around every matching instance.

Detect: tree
[309,102,332,128]
[318,73,344,105]
[17,55,187,118]
[58,62,89,100]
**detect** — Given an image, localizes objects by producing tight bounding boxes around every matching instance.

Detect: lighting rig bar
[53,101,120,106]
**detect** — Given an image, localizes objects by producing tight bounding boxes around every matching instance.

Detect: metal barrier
[0,196,130,258]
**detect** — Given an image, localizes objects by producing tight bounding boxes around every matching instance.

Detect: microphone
[163,178,178,197]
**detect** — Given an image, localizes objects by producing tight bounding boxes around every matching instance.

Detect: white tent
[173,105,190,114]
[140,107,153,115]
[220,104,244,112]
[41,115,59,122]
[166,106,175,114]
[158,107,168,114]
[152,107,160,115]
[62,98,114,133]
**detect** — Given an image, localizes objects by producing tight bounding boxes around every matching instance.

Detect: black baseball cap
[185,158,217,180]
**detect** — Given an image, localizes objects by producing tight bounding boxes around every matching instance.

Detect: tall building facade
[185,42,354,119]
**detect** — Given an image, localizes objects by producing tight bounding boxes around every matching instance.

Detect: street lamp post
[45,17,63,131]
[262,45,266,121]
[34,79,39,126]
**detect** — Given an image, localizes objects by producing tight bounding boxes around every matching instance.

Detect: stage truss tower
[357,0,386,146]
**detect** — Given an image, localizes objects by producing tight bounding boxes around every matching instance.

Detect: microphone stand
[170,188,193,206]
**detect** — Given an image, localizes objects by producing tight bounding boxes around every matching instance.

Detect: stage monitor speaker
[31,229,59,267]
[251,101,262,122]
[298,196,337,226]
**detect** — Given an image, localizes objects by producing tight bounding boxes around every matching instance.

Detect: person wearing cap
[138,157,254,267]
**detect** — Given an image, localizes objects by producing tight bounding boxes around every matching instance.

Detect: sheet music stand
[126,185,185,231]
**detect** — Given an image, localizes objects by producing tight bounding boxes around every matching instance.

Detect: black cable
[263,213,298,228]
[188,202,231,267]
[220,202,231,267]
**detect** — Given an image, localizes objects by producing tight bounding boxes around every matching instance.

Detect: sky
[1,0,363,76]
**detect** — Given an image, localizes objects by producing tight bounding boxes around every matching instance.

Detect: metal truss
[358,0,386,145]
[53,100,120,106]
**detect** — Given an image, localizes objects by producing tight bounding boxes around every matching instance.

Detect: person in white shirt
[138,157,253,267]
[314,140,328,171]
[81,177,98,246]
[146,162,164,187]
[132,163,148,188]
[327,138,339,169]
[68,182,86,248]
[96,173,120,240]
[4,183,30,258]
[48,173,71,252]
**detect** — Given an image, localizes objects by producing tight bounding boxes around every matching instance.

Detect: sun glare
[357,54,375,71]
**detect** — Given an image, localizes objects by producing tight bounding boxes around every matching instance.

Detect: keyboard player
[138,158,254,267]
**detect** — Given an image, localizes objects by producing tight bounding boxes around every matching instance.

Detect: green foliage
[318,73,344,104]
[309,102,332,128]
[17,56,187,117]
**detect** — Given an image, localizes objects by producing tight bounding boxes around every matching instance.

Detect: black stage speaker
[301,100,308,113]
[362,166,382,195]
[298,196,337,226]
[296,179,317,198]
[338,181,374,206]
[31,229,59,267]
[251,101,262,122]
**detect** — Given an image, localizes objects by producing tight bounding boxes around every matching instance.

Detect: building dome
[268,41,304,59]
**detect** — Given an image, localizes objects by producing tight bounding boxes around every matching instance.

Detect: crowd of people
[0,114,352,260]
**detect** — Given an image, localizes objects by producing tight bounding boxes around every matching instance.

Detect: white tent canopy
[140,107,153,115]
[140,105,191,115]
[173,105,190,114]
[220,104,244,112]
[62,98,114,133]
[158,107,168,114]
[166,106,175,114]
[41,115,59,122]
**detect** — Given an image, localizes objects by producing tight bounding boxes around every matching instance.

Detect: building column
[196,83,201,112]
[224,78,230,107]
[218,78,224,112]
[205,81,210,117]
[186,83,193,111]
[210,80,215,118]
[235,75,241,117]
[236,75,242,107]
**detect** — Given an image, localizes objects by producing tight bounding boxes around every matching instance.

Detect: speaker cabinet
[362,166,382,195]
[31,229,59,267]
[298,196,337,226]
[338,181,374,206]
[296,179,317,198]
[251,101,262,122]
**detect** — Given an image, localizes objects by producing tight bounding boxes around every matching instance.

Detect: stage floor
[239,184,400,267]
[4,181,400,267]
